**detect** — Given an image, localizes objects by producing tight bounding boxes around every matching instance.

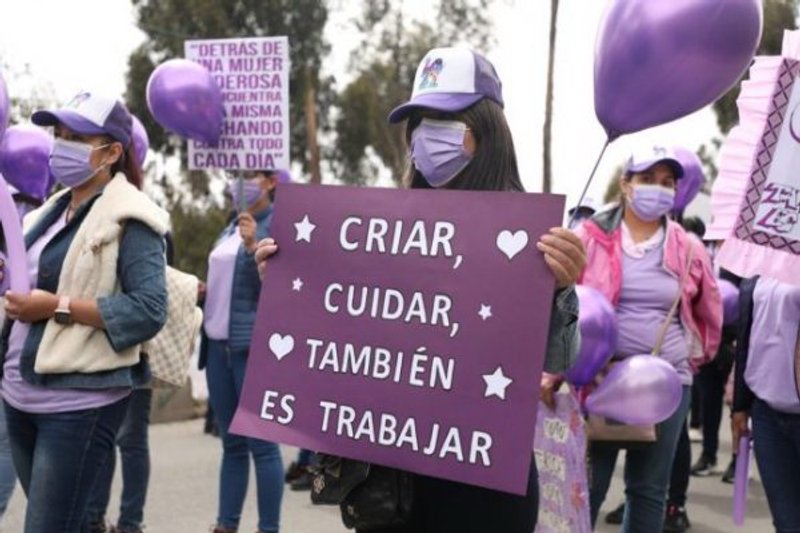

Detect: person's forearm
[68,298,105,329]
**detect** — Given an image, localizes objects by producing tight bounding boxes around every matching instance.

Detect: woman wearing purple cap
[202,169,284,533]
[255,47,586,532]
[1,92,168,532]
[732,277,800,532]
[575,148,722,532]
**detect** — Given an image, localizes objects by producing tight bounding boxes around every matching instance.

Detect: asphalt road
[0,415,774,532]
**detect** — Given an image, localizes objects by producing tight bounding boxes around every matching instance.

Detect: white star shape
[294,215,316,243]
[292,278,304,292]
[478,304,492,321]
[483,366,513,400]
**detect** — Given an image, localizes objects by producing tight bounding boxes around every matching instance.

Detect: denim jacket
[210,205,273,355]
[0,192,167,389]
[545,286,580,374]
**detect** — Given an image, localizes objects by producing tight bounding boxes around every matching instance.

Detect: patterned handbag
[142,266,203,387]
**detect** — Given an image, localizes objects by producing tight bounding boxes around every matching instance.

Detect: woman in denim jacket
[0,93,167,532]
[204,170,284,533]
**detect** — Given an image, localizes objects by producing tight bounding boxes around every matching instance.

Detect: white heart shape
[496,230,529,260]
[269,333,295,361]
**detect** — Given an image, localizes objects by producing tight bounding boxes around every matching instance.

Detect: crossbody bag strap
[652,244,694,356]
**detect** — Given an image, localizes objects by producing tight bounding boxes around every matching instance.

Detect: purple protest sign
[533,392,590,533]
[185,37,289,171]
[230,184,565,494]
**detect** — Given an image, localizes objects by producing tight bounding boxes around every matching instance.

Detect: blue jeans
[207,340,284,532]
[297,449,316,467]
[0,399,17,517]
[86,388,152,529]
[752,398,800,532]
[589,386,691,532]
[5,397,130,533]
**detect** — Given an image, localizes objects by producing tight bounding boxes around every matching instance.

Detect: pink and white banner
[716,31,800,285]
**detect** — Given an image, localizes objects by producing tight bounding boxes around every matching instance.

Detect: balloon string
[568,138,611,227]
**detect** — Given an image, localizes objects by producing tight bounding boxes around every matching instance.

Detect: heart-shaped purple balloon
[564,285,618,386]
[595,0,762,140]
[586,355,682,425]
[0,124,53,201]
[146,59,224,145]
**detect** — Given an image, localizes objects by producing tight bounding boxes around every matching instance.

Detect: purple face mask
[411,119,473,188]
[228,180,264,210]
[49,139,111,189]
[628,184,675,222]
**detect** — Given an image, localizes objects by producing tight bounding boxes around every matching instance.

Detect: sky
[0,0,723,212]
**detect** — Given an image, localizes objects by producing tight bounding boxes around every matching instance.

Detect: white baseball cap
[388,47,504,123]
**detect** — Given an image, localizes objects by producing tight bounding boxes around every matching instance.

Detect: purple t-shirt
[2,212,130,414]
[204,228,242,341]
[745,278,800,414]
[615,245,692,385]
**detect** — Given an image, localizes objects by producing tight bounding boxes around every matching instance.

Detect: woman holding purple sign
[203,169,284,533]
[732,276,800,532]
[256,47,585,533]
[575,148,722,532]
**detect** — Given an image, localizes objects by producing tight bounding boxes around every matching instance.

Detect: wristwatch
[54,296,72,325]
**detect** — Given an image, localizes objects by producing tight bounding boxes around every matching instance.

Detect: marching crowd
[0,44,797,533]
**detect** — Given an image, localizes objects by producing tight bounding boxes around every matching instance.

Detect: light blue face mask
[410,118,474,187]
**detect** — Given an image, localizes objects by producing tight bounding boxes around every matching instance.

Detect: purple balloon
[0,124,53,201]
[673,146,706,213]
[131,115,149,168]
[718,279,740,326]
[276,169,292,184]
[594,0,762,140]
[564,285,618,386]
[146,59,224,145]
[0,74,8,142]
[586,355,682,425]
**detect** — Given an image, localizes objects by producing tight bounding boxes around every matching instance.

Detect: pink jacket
[575,207,722,372]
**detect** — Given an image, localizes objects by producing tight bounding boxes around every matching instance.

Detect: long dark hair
[404,99,523,192]
[107,140,143,190]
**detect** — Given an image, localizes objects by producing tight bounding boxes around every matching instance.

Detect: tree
[0,61,58,126]
[542,0,559,194]
[712,0,798,134]
[124,0,332,277]
[334,1,495,186]
[126,0,332,173]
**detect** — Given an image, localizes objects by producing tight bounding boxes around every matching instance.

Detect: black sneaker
[663,504,691,532]
[285,461,305,483]
[88,522,109,533]
[721,457,736,484]
[605,502,625,525]
[690,454,717,476]
[290,469,313,491]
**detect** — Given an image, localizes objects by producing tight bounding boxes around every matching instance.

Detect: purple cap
[32,91,133,148]
[625,145,685,179]
[388,47,504,123]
